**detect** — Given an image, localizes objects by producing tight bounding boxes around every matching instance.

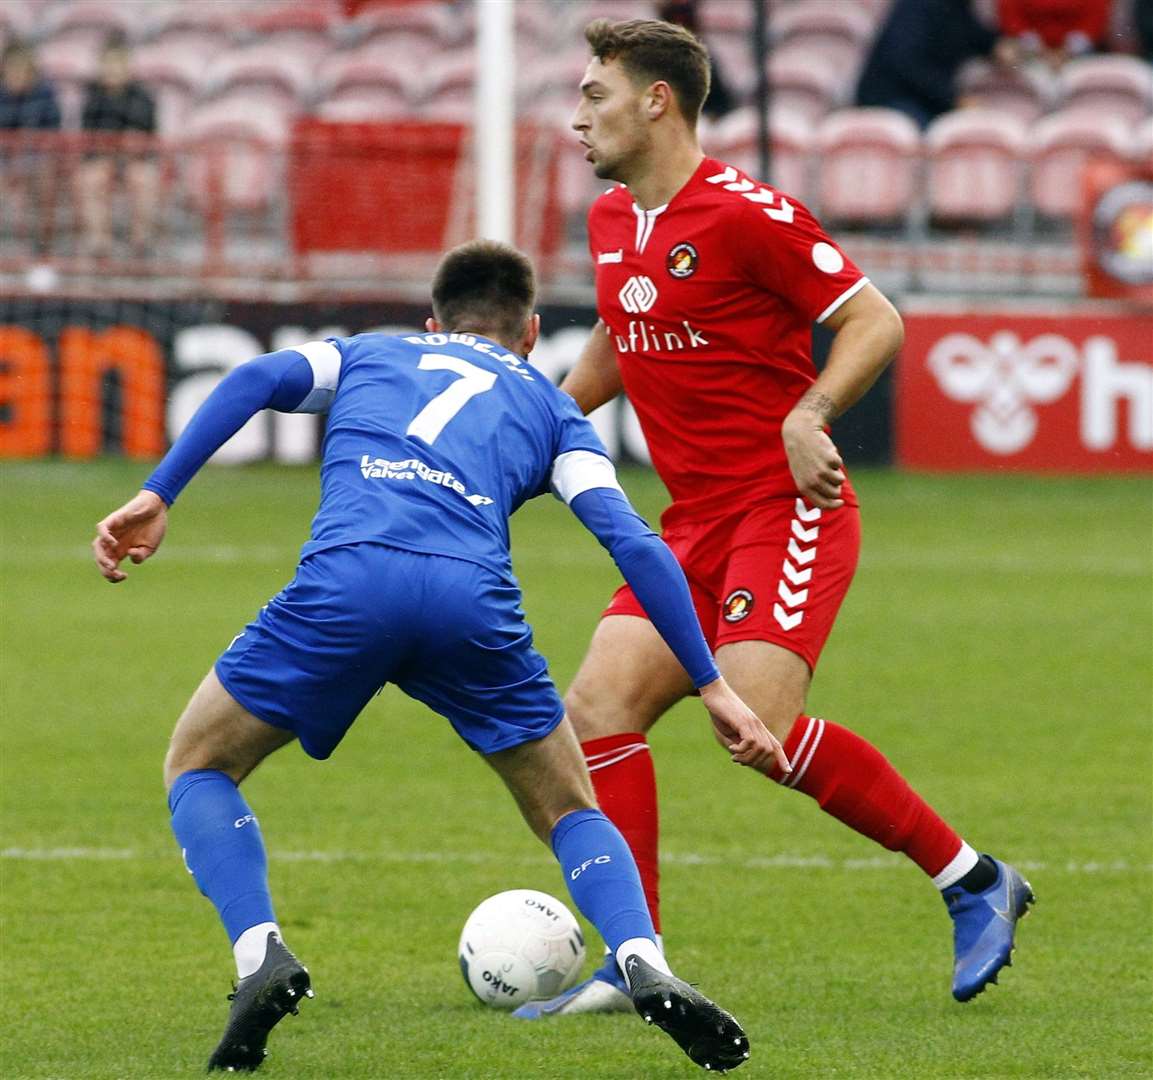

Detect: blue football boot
[511,952,632,1018]
[944,856,1035,1002]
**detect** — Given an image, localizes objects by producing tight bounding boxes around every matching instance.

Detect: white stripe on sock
[233,921,280,979]
[780,717,817,787]
[585,743,650,773]
[933,842,980,890]
[786,717,825,789]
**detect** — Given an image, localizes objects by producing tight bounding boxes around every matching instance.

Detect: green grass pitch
[2,461,1150,1079]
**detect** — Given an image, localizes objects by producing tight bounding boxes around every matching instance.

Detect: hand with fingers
[699,676,792,777]
[781,406,846,510]
[92,490,168,583]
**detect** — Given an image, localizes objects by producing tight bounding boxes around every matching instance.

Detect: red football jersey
[589,156,867,523]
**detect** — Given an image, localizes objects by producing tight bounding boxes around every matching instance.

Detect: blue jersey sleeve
[569,487,720,688]
[143,349,316,506]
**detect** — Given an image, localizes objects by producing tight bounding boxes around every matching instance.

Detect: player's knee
[564,675,653,740]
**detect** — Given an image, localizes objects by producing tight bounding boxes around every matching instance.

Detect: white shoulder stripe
[550,449,623,505]
[291,340,342,413]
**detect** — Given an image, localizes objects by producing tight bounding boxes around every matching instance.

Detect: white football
[458,889,586,1008]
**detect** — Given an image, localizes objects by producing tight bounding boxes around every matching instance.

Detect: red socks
[583,717,967,928]
[583,733,662,934]
[777,715,963,878]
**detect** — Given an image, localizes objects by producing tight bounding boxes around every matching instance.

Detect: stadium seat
[703,105,814,202]
[344,1,450,52]
[316,91,411,122]
[1133,116,1153,164]
[767,47,849,122]
[43,0,138,46]
[422,53,476,115]
[202,44,313,113]
[1029,109,1133,219]
[771,1,875,52]
[1059,55,1153,127]
[183,99,287,213]
[814,107,921,226]
[925,109,1027,225]
[0,0,40,43]
[956,58,1057,123]
[319,50,413,105]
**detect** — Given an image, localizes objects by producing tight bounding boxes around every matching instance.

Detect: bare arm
[559,321,624,416]
[782,282,904,509]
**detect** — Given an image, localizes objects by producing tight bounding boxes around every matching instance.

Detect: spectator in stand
[996,0,1113,68]
[0,40,61,254]
[1139,0,1153,59]
[75,33,159,258]
[855,0,1000,128]
[657,0,736,119]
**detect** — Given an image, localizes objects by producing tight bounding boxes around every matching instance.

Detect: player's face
[572,58,652,182]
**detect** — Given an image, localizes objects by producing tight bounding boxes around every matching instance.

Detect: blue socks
[168,769,276,944]
[551,808,655,953]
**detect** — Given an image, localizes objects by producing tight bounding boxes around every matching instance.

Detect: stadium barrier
[0,124,564,280]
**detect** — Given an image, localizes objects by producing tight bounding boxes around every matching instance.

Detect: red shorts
[604,496,861,669]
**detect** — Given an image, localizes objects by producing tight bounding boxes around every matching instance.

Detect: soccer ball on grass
[458,889,586,1008]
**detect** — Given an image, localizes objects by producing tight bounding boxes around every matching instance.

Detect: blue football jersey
[296,331,607,575]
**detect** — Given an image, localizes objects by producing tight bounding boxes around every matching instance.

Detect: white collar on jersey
[631,202,668,254]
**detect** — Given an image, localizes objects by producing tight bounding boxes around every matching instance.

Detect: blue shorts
[214,543,564,760]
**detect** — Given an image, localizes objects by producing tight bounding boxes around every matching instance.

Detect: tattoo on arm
[794,389,838,424]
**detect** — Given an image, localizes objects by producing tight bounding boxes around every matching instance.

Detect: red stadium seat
[1059,55,1153,127]
[316,90,411,122]
[1134,116,1153,164]
[1029,109,1133,219]
[772,1,876,51]
[422,53,476,114]
[814,107,921,226]
[345,1,451,52]
[703,105,814,202]
[319,50,413,104]
[956,58,1057,124]
[925,109,1027,224]
[767,47,849,122]
[43,0,137,44]
[183,100,287,213]
[202,44,314,113]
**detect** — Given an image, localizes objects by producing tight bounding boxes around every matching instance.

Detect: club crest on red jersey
[666,242,698,279]
[723,588,754,623]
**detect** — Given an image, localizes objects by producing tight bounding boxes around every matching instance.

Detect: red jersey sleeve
[735,194,868,325]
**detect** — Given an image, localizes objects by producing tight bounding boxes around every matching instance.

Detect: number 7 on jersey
[406,353,498,444]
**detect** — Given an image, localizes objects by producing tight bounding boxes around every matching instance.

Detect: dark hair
[430,240,536,345]
[585,17,711,124]
[101,30,131,56]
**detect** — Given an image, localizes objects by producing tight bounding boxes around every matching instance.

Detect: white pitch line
[1,846,1148,874]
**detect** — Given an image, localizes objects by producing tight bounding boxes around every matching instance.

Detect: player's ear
[645,80,673,121]
[425,317,441,332]
[522,313,541,356]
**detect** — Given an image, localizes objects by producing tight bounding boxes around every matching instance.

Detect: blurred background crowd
[0,0,1150,300]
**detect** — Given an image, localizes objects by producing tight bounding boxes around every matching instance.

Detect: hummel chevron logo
[787,537,817,565]
[705,167,795,223]
[781,559,812,586]
[777,581,809,607]
[773,603,804,631]
[795,499,822,522]
[791,520,820,543]
[705,166,739,185]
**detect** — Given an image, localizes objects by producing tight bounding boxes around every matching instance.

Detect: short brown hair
[585,18,711,124]
[430,240,536,345]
